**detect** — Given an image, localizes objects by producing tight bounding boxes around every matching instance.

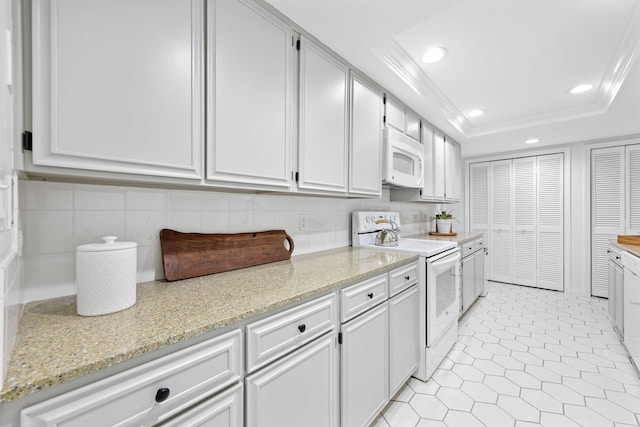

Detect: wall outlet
[299,214,308,231]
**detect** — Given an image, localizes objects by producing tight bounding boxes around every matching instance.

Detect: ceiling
[263,0,640,157]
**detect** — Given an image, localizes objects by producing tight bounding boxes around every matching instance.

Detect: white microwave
[383,127,424,188]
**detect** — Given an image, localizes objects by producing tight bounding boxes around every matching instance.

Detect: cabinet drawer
[159,382,243,427]
[474,237,485,251]
[388,262,419,296]
[246,293,337,373]
[461,241,476,257]
[340,274,388,322]
[21,329,243,427]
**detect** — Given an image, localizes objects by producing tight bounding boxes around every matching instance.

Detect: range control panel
[352,212,403,248]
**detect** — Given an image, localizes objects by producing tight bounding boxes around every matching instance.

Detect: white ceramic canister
[76,236,137,316]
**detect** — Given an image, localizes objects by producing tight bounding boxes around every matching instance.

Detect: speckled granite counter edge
[611,240,640,258]
[1,247,418,403]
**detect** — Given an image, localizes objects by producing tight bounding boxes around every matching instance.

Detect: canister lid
[77,236,137,252]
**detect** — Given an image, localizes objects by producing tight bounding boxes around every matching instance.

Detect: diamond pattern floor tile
[378,282,640,426]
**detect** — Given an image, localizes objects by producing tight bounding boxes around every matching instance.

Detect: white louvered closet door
[591,147,625,297]
[470,163,489,235]
[626,145,640,235]
[489,160,512,283]
[512,157,537,287]
[537,154,564,291]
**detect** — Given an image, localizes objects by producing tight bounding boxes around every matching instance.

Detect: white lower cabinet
[245,333,339,427]
[340,302,389,427]
[389,285,419,396]
[159,383,243,427]
[20,330,243,427]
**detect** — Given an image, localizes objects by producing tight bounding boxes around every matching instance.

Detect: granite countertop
[1,247,417,403]
[611,241,640,258]
[408,231,484,245]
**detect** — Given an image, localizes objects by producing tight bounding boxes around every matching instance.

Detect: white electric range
[352,211,461,381]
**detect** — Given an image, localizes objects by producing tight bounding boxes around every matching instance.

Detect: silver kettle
[375,220,400,246]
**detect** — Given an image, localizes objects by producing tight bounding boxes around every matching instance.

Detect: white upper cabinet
[444,137,461,202]
[206,0,294,190]
[349,73,383,197]
[31,0,204,179]
[384,96,420,142]
[297,36,349,194]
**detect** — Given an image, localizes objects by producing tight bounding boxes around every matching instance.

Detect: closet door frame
[464,147,570,292]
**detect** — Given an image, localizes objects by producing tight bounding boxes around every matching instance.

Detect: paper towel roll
[76,236,137,316]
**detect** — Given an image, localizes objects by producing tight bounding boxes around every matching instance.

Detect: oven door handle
[430,252,461,271]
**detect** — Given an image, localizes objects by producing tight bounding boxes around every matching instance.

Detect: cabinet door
[32,0,203,180]
[349,74,383,197]
[444,138,461,202]
[626,144,640,235]
[385,96,404,132]
[159,383,243,427]
[298,36,349,193]
[592,146,625,297]
[615,261,624,335]
[405,109,421,141]
[421,124,438,200]
[432,130,446,199]
[245,333,338,427]
[341,303,389,427]
[469,162,489,235]
[512,157,536,287]
[461,254,475,314]
[207,0,293,190]
[537,153,564,291]
[389,285,419,396]
[474,249,485,299]
[489,160,512,283]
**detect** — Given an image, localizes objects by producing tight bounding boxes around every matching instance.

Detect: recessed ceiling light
[570,84,593,94]
[525,138,539,144]
[468,109,485,117]
[422,47,448,64]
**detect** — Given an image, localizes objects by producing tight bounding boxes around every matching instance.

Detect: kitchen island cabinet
[30,0,204,181]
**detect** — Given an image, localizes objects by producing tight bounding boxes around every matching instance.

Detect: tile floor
[376,282,640,427]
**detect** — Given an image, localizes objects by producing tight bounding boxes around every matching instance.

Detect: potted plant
[432,211,456,234]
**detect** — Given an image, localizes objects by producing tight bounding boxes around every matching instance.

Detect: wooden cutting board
[617,235,640,246]
[160,229,294,281]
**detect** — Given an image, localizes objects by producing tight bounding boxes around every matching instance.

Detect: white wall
[20,181,453,303]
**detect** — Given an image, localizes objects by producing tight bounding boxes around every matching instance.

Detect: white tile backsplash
[24,181,73,210]
[24,211,74,255]
[19,181,445,303]
[74,211,126,247]
[74,185,125,211]
[125,189,167,211]
[24,253,75,299]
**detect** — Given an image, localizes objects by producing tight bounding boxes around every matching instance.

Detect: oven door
[426,249,461,346]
